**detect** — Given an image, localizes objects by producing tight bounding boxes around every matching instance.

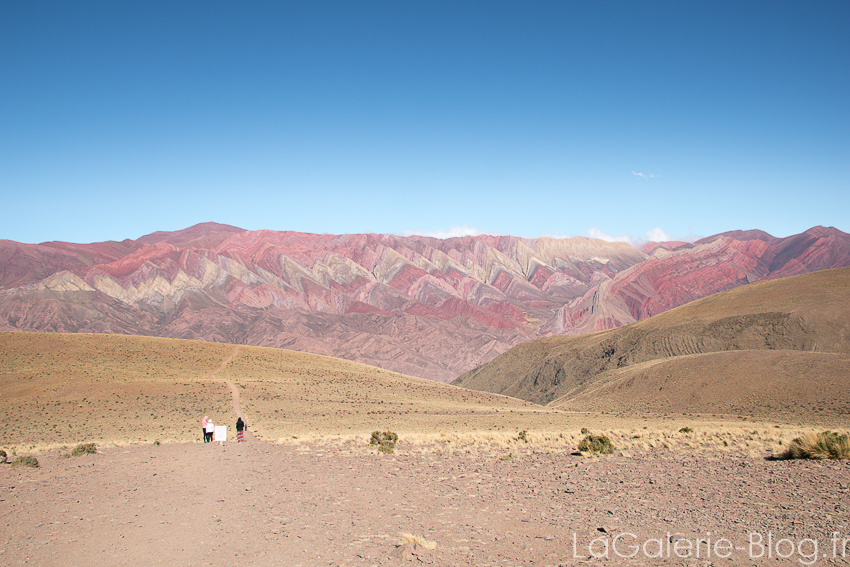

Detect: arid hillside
[0,331,572,451]
[3,330,849,567]
[454,267,850,418]
[1,223,849,382]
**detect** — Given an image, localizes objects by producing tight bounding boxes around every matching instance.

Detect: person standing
[205,418,215,443]
[236,417,246,443]
[202,416,209,443]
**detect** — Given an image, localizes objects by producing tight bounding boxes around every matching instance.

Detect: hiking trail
[208,344,256,442]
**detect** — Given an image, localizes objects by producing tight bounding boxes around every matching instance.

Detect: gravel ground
[2,439,849,567]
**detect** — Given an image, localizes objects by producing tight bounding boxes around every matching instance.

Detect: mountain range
[1,223,848,382]
[453,267,850,420]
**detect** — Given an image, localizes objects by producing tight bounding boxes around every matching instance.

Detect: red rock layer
[1,223,848,381]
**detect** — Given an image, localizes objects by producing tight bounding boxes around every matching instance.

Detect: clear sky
[2,1,848,245]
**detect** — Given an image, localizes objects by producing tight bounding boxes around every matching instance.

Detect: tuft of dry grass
[578,433,615,454]
[399,532,437,550]
[70,442,97,457]
[777,431,850,460]
[370,431,398,454]
[10,455,39,468]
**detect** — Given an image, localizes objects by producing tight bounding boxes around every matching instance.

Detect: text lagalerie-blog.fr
[569,531,850,565]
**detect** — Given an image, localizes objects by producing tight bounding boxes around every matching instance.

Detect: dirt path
[206,344,240,380]
[225,380,256,442]
[207,345,255,443]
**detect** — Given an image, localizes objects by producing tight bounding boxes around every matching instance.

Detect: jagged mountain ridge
[1,223,849,382]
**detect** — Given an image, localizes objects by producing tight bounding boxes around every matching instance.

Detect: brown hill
[453,267,850,418]
[1,224,849,382]
[0,331,548,450]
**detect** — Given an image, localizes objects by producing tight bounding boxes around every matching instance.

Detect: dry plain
[1,331,849,566]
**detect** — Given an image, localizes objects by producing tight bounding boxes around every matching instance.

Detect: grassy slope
[1,331,844,458]
[549,350,850,420]
[1,331,603,450]
[453,267,850,417]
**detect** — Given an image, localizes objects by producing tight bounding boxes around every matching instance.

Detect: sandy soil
[2,439,849,567]
[3,333,849,566]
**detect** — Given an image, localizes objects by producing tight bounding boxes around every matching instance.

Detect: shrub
[679,427,694,434]
[370,431,398,454]
[516,430,528,443]
[0,449,6,464]
[70,443,97,457]
[779,431,850,460]
[11,455,39,468]
[578,434,615,455]
[580,427,590,435]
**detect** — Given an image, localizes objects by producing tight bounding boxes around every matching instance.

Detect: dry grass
[70,442,97,457]
[0,332,232,450]
[399,532,437,550]
[10,455,39,468]
[578,433,614,454]
[1,331,846,459]
[777,430,850,460]
[550,350,850,422]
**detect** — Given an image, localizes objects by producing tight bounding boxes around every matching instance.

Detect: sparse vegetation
[11,455,39,468]
[499,452,513,461]
[578,433,615,455]
[370,430,398,454]
[400,532,437,550]
[516,429,528,443]
[679,427,694,433]
[70,442,97,457]
[777,431,850,460]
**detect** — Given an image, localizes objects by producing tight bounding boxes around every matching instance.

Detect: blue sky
[2,1,848,245]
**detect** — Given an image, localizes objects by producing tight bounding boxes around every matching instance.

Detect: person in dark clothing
[236,417,246,442]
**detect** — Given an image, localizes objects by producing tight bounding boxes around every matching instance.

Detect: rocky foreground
[2,441,848,566]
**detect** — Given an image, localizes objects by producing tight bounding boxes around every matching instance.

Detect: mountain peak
[1,225,848,382]
[137,222,245,248]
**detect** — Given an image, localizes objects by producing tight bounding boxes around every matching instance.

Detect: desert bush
[580,427,590,435]
[578,434,615,455]
[516,430,528,443]
[370,431,398,454]
[780,431,850,460]
[679,427,694,434]
[70,443,97,457]
[0,449,6,464]
[11,455,39,468]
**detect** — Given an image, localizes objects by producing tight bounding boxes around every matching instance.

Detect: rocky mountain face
[1,223,848,382]
[452,267,850,414]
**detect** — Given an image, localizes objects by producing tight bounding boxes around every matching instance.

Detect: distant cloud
[587,226,674,247]
[632,171,660,179]
[402,225,486,239]
[644,226,673,242]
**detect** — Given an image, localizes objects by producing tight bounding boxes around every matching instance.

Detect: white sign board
[214,425,227,442]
